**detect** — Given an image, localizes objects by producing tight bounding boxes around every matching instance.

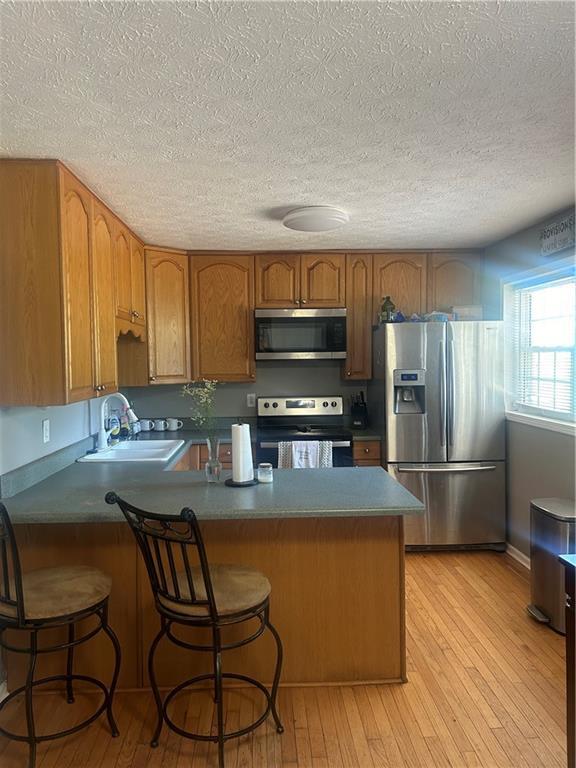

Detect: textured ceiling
[1,1,574,250]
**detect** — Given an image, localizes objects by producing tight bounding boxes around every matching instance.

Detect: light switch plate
[42,419,50,443]
[246,393,256,408]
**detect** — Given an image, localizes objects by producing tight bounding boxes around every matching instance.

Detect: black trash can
[527,498,576,634]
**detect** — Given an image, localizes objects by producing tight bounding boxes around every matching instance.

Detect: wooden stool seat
[0,565,112,622]
[158,563,271,618]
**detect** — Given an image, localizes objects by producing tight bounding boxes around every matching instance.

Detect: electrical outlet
[246,393,256,408]
[42,419,50,443]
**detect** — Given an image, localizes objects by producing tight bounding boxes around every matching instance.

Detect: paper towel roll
[231,423,254,483]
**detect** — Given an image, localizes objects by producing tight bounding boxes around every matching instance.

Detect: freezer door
[447,322,505,462]
[388,462,506,547]
[385,323,446,463]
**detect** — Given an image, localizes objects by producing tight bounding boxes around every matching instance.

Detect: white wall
[484,205,576,557]
[0,402,92,475]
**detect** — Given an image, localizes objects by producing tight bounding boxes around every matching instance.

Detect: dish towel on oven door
[277,441,333,468]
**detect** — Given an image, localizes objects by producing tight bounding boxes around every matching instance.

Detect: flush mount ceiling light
[282,206,349,232]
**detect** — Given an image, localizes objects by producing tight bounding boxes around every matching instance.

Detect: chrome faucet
[97,393,139,451]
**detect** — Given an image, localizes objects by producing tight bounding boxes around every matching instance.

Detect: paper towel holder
[224,478,259,488]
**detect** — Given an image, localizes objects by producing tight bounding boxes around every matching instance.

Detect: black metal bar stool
[0,502,121,768]
[105,492,283,768]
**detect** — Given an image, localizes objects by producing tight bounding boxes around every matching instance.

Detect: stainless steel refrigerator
[369,322,506,549]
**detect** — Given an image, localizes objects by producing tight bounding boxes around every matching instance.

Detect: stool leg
[26,630,38,768]
[149,619,167,748]
[266,617,284,734]
[101,607,121,737]
[212,627,225,768]
[65,623,75,704]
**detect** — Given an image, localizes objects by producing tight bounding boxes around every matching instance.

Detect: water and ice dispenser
[393,370,426,413]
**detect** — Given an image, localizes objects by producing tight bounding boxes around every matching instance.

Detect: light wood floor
[0,552,567,767]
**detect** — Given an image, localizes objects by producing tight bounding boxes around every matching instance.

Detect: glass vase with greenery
[182,379,221,482]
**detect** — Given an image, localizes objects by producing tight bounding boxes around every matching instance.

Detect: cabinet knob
[150,376,157,382]
[301,299,307,304]
[101,384,106,391]
[347,371,351,377]
[364,447,370,454]
[131,310,141,319]
[225,450,231,456]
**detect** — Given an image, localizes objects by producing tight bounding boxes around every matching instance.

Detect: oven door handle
[259,441,351,449]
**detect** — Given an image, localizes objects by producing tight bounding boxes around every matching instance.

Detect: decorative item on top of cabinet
[427,251,483,313]
[0,159,123,405]
[190,254,256,381]
[255,252,345,308]
[146,247,191,384]
[353,440,381,466]
[344,253,373,380]
[372,252,427,323]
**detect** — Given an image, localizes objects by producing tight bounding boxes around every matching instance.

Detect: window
[509,272,575,422]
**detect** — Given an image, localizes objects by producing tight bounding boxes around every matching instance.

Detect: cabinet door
[255,253,300,307]
[372,252,427,322]
[191,255,255,381]
[146,249,191,384]
[427,251,483,313]
[59,168,95,402]
[113,221,132,321]
[130,237,147,327]
[91,201,118,395]
[344,253,373,380]
[300,253,346,307]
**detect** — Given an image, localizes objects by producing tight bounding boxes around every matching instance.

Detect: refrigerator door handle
[397,464,497,473]
[439,341,446,446]
[447,339,456,446]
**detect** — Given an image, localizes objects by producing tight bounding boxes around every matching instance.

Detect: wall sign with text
[540,212,575,256]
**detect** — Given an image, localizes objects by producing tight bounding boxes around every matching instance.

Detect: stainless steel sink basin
[78,440,185,463]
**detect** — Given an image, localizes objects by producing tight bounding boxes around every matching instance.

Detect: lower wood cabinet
[146,247,191,384]
[353,440,382,466]
[190,254,256,381]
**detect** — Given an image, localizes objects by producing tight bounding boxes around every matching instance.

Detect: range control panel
[257,396,343,417]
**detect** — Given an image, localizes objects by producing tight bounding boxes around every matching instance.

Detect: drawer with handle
[353,440,381,464]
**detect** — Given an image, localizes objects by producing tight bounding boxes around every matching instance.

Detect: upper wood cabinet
[91,200,118,394]
[344,253,373,380]
[427,251,483,312]
[190,254,255,381]
[0,160,121,405]
[255,252,345,308]
[372,252,427,321]
[114,223,146,330]
[255,254,300,307]
[145,248,191,385]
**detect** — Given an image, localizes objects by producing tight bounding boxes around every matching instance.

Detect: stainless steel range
[255,396,353,467]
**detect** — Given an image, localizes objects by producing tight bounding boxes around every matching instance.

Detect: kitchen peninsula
[4,456,423,693]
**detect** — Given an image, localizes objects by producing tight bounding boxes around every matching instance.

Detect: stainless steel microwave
[255,308,347,360]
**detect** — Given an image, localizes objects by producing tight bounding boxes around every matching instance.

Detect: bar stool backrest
[105,492,218,621]
[0,503,25,625]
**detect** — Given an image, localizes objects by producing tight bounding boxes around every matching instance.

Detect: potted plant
[182,379,221,482]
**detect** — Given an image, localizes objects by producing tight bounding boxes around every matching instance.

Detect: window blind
[511,276,576,421]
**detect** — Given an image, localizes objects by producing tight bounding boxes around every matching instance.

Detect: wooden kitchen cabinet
[0,158,141,405]
[190,254,256,381]
[344,253,373,380]
[427,251,483,313]
[301,252,346,307]
[91,199,118,395]
[255,252,345,308]
[353,440,382,466]
[114,222,146,331]
[145,247,191,384]
[255,253,300,307]
[372,252,428,322]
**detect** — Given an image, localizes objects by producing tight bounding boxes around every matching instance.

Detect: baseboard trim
[506,543,531,570]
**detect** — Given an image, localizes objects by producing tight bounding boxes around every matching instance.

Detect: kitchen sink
[77,439,185,463]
